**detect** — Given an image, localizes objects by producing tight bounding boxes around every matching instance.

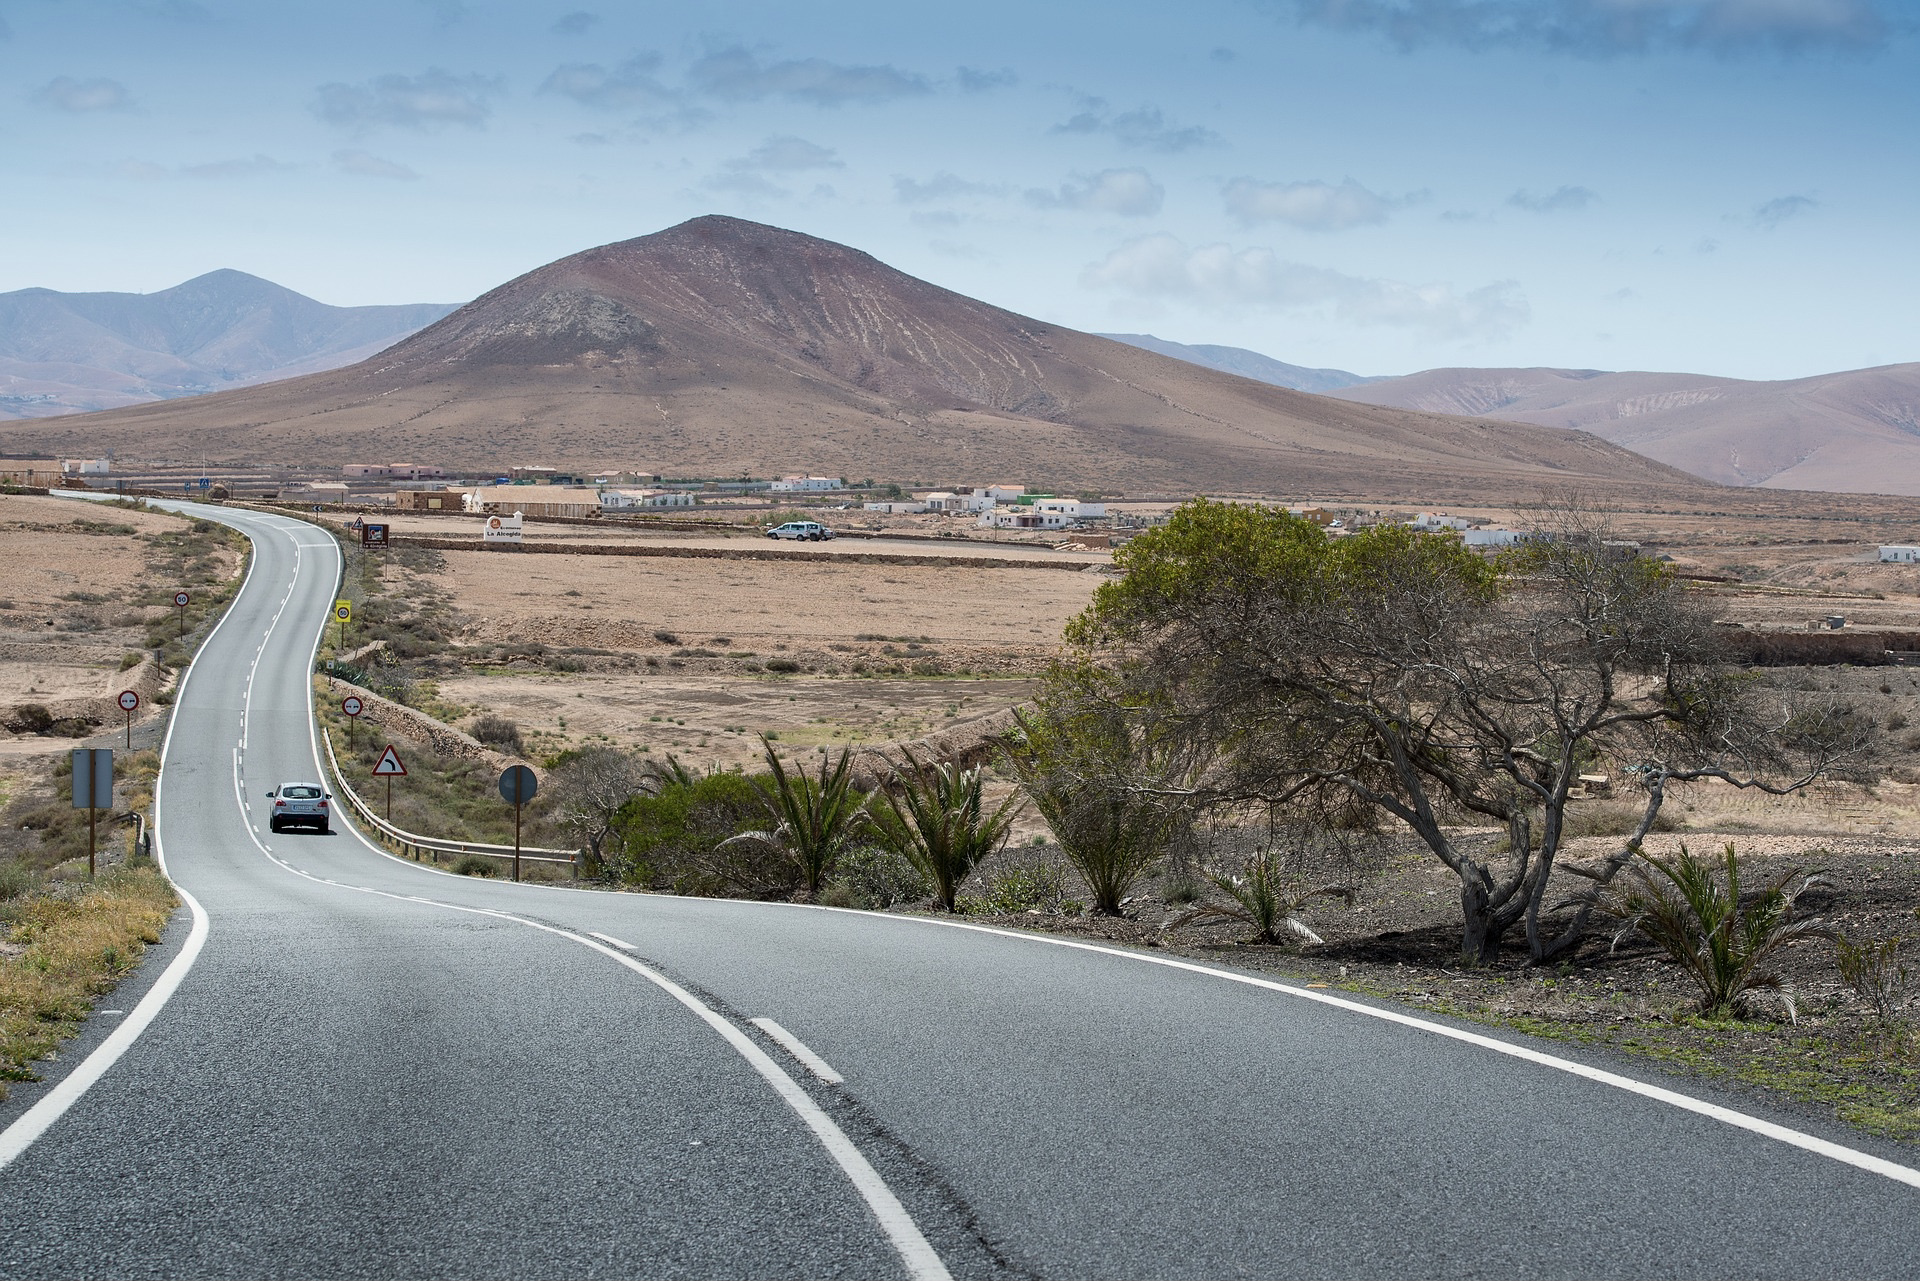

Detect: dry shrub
[1,867,176,1099]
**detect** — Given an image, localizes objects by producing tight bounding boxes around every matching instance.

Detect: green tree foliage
[872,752,1021,911]
[1063,498,1868,963]
[616,770,769,893]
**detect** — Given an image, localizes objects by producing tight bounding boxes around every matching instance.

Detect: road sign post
[498,765,538,883]
[372,744,406,821]
[174,590,190,637]
[341,694,363,751]
[71,748,113,877]
[118,689,140,748]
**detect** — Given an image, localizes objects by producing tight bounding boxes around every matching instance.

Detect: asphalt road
[4,498,1920,1279]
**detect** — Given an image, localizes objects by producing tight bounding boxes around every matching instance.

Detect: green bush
[820,846,927,910]
[978,848,1070,914]
[451,854,497,877]
[616,771,773,892]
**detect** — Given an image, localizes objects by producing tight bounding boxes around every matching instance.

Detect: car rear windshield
[283,786,321,798]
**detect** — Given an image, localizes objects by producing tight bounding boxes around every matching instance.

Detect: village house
[463,486,598,519]
[599,487,694,510]
[771,475,839,492]
[1882,546,1920,563]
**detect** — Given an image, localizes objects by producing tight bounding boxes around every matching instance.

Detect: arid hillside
[1326,362,1920,495]
[0,270,453,420]
[1,217,1705,503]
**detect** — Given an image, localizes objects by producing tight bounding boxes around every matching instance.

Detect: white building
[1410,513,1471,532]
[1464,528,1526,548]
[283,480,351,502]
[979,507,1073,530]
[1882,546,1920,563]
[863,501,927,514]
[771,475,839,492]
[1033,498,1106,521]
[964,491,999,513]
[600,488,694,510]
[62,458,109,477]
[918,491,966,514]
[984,483,1026,503]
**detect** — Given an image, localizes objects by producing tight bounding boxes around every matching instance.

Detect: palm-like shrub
[1001,705,1177,915]
[1602,843,1831,1019]
[874,752,1021,911]
[724,739,873,898]
[1176,848,1353,945]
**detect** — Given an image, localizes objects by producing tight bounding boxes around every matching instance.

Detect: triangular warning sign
[371,745,408,777]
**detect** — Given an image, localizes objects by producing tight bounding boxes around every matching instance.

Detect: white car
[767,521,836,542]
[267,782,332,834]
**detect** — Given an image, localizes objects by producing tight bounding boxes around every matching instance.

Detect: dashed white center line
[751,1018,845,1085]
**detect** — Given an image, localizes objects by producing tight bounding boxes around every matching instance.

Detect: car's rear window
[283,786,321,798]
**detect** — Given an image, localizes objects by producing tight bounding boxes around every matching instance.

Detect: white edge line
[0,496,264,1172]
[791,904,1920,1194]
[234,508,1919,1203]
[750,1018,846,1085]
[588,931,636,951]
[260,530,947,1280]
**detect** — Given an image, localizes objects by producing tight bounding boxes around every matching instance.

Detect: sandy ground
[436,548,1102,651]
[0,495,205,756]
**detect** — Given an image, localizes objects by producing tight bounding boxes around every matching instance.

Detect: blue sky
[4,0,1915,380]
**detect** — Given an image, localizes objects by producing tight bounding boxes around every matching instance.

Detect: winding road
[4,497,1920,1279]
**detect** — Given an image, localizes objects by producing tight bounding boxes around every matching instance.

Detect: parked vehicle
[267,782,332,834]
[767,521,836,541]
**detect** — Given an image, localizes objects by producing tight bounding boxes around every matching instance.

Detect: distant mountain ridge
[0,270,455,419]
[1325,363,1920,495]
[0,216,1703,504]
[1098,333,1383,393]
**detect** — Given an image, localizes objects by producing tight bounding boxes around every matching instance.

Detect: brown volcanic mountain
[1,217,1704,501]
[1328,364,1920,496]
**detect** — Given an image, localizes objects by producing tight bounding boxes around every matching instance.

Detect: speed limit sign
[117,689,139,747]
[173,591,189,608]
[342,696,363,717]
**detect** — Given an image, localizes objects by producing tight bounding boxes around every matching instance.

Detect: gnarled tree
[1062,498,1869,963]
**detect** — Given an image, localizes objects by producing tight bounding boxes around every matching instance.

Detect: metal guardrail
[320,726,580,875]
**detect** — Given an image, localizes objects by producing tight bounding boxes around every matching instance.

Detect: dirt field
[0,494,243,759]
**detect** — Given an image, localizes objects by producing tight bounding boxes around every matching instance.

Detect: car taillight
[317,799,328,808]
[274,799,286,807]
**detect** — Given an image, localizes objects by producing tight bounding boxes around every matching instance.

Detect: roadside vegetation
[0,749,176,1102]
[302,494,1920,1144]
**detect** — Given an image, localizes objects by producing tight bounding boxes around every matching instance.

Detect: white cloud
[689,46,931,106]
[1508,185,1600,212]
[1082,233,1529,340]
[1224,177,1400,230]
[1279,0,1895,56]
[32,77,132,112]
[1053,100,1219,152]
[121,154,296,180]
[314,68,504,131]
[1027,168,1164,216]
[539,55,676,111]
[1752,193,1817,227]
[727,135,843,172]
[894,172,1005,204]
[333,149,420,181]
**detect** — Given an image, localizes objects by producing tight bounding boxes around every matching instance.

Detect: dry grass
[0,865,177,1100]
